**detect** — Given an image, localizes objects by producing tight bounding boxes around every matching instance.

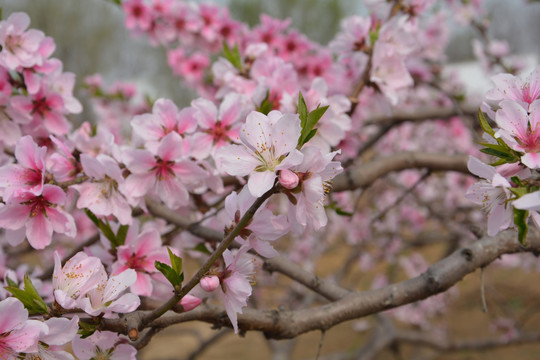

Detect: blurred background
[1,0,539,112]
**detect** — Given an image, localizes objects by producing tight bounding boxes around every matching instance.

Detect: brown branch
[343,105,476,166]
[135,186,279,334]
[186,328,232,360]
[101,230,539,339]
[263,256,350,301]
[333,152,469,192]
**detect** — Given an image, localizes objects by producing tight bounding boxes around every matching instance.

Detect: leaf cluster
[297,92,329,146]
[155,248,184,289]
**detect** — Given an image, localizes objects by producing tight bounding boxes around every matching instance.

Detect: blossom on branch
[217,110,303,197]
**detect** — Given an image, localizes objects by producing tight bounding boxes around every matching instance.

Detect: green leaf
[256,91,273,115]
[116,225,129,246]
[5,276,17,288]
[85,208,100,226]
[167,248,183,276]
[78,321,97,338]
[191,243,212,255]
[298,105,329,146]
[478,109,495,137]
[306,106,328,132]
[327,203,353,217]
[480,147,517,161]
[302,128,318,144]
[335,208,353,217]
[155,261,182,287]
[514,208,529,246]
[511,176,525,187]
[297,92,308,129]
[509,187,529,198]
[85,209,119,248]
[222,42,242,71]
[369,26,379,45]
[5,287,35,309]
[23,274,48,314]
[4,274,48,314]
[490,158,511,166]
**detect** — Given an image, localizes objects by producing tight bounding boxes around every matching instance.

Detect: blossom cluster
[467,66,540,241]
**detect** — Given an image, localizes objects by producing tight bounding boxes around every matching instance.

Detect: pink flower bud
[180,295,202,312]
[279,169,299,189]
[200,275,220,292]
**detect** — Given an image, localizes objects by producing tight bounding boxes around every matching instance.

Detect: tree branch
[101,230,538,339]
[333,152,469,192]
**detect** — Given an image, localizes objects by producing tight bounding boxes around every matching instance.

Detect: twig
[481,266,488,313]
[334,152,469,192]
[138,186,278,330]
[186,329,232,360]
[370,170,430,224]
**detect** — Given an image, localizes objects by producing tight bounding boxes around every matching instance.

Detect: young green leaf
[78,321,97,338]
[85,209,120,248]
[116,225,129,246]
[302,128,318,144]
[256,91,274,115]
[5,276,17,288]
[155,261,182,287]
[299,105,329,146]
[509,187,528,198]
[23,274,48,314]
[514,209,529,246]
[297,92,308,129]
[480,147,517,161]
[167,248,183,276]
[5,275,48,315]
[222,42,243,71]
[478,109,495,137]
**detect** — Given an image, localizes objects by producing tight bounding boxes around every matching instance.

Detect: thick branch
[333,152,469,192]
[263,256,350,301]
[102,230,538,339]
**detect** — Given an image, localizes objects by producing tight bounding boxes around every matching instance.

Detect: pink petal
[467,156,496,180]
[248,170,276,197]
[216,144,259,176]
[514,191,540,211]
[219,93,241,126]
[131,272,153,297]
[26,212,53,249]
[271,113,301,156]
[521,152,540,169]
[0,203,29,229]
[192,98,218,129]
[0,297,27,333]
[157,132,184,161]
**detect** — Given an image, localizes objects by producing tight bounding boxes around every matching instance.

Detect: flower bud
[200,275,220,292]
[180,295,202,312]
[279,169,299,189]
